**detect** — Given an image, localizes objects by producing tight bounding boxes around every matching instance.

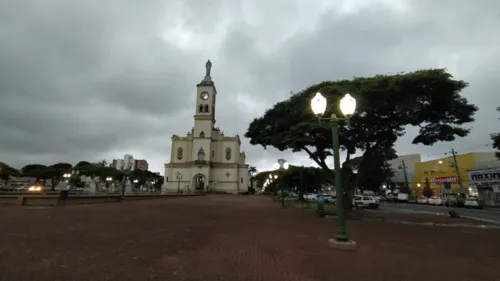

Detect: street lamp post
[212,181,218,194]
[120,169,130,201]
[269,174,278,201]
[275,159,289,208]
[106,177,113,191]
[311,92,357,250]
[175,171,183,196]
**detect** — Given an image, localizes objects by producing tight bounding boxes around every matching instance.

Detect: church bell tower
[192,60,217,162]
[193,60,216,138]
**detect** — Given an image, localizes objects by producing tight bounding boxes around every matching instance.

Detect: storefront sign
[469,168,500,184]
[432,176,457,183]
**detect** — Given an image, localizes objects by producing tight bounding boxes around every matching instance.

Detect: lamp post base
[328,238,357,251]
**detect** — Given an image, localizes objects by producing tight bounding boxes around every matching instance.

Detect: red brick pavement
[0,195,499,281]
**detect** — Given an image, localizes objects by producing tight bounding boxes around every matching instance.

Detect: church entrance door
[192,174,206,191]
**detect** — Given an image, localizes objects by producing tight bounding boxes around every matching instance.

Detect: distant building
[134,159,149,171]
[387,154,422,187]
[111,154,149,171]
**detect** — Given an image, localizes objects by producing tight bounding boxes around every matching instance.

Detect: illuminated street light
[311,91,357,250]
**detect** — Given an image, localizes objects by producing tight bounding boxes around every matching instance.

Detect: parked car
[325,195,336,204]
[464,198,483,209]
[304,193,317,201]
[353,196,380,209]
[428,196,443,206]
[416,196,428,204]
[407,195,417,204]
[386,194,394,202]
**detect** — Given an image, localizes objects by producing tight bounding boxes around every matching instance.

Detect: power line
[426,143,491,158]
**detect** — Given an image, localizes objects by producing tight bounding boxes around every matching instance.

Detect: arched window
[225,147,232,160]
[240,177,243,183]
[200,131,205,138]
[212,150,214,157]
[199,105,203,112]
[166,177,169,182]
[177,147,183,160]
[204,105,209,112]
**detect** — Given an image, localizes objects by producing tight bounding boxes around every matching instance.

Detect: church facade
[163,60,249,194]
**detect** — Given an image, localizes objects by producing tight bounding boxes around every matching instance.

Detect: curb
[324,214,500,229]
[461,216,500,226]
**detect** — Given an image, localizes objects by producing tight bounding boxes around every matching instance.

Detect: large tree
[0,162,21,184]
[245,69,477,205]
[254,165,328,194]
[491,107,500,160]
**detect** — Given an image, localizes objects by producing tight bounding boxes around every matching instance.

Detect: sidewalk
[0,195,499,281]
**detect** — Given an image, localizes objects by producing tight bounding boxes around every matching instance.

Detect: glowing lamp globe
[340,93,356,116]
[274,163,280,170]
[283,162,289,170]
[311,92,327,116]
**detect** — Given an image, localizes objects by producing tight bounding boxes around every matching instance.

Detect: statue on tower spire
[199,59,214,85]
[205,60,212,78]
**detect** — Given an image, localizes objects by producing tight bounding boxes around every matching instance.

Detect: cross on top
[225,172,231,177]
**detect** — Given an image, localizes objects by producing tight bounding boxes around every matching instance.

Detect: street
[380,203,500,225]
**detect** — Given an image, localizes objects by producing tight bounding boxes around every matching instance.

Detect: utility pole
[400,160,409,188]
[450,148,465,191]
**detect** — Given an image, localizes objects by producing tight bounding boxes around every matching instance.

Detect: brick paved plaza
[0,195,499,281]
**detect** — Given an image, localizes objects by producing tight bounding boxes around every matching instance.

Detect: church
[163,60,249,194]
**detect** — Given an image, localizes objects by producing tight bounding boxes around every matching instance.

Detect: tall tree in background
[491,107,500,160]
[248,166,258,194]
[0,162,21,184]
[245,69,477,207]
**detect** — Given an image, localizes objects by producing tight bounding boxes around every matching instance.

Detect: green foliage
[0,162,21,184]
[491,107,500,160]
[248,166,257,194]
[50,163,73,170]
[2,161,163,191]
[245,69,477,194]
[254,165,327,193]
[75,161,92,168]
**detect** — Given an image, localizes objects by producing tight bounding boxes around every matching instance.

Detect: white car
[416,196,428,204]
[304,193,317,201]
[428,196,443,206]
[324,195,336,204]
[464,199,482,209]
[352,196,379,209]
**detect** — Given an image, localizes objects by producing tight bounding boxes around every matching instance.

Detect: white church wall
[171,140,192,163]
[220,140,239,164]
[193,119,213,139]
[238,166,250,192]
[164,167,192,193]
[192,138,212,162]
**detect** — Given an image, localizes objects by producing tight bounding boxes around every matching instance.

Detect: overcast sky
[1,0,500,174]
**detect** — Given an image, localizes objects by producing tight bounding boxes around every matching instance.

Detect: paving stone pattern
[0,196,499,281]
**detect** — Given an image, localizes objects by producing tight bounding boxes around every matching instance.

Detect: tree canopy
[491,107,500,160]
[254,165,328,193]
[245,69,478,194]
[2,161,163,190]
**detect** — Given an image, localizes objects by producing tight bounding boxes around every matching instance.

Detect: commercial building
[412,152,497,196]
[468,159,500,206]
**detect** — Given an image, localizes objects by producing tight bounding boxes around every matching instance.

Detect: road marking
[461,216,500,226]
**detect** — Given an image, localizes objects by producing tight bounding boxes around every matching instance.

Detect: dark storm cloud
[1,0,499,173]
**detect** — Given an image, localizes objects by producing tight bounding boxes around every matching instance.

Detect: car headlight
[29,186,35,191]
[35,186,41,191]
